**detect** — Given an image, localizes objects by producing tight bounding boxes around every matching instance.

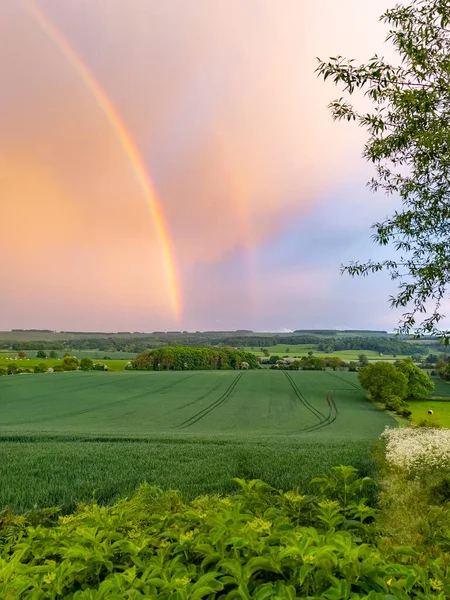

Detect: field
[0,353,132,372]
[245,345,410,362]
[404,377,450,426]
[0,370,394,511]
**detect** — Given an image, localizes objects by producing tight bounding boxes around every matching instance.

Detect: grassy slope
[0,370,395,511]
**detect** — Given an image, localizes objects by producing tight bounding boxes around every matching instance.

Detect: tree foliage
[80,357,93,371]
[132,347,259,371]
[358,362,408,402]
[62,356,80,371]
[396,357,435,399]
[359,358,434,406]
[317,0,450,340]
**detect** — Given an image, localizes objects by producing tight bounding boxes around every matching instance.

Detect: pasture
[0,354,131,372]
[0,370,395,511]
[245,346,410,362]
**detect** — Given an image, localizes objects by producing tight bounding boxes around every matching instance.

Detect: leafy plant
[1,469,449,598]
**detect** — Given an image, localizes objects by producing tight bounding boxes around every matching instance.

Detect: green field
[0,370,394,511]
[0,355,130,372]
[405,377,450,426]
[245,345,409,362]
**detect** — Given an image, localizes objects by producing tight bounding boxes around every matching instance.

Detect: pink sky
[1,1,400,331]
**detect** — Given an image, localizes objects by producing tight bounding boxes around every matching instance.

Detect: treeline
[132,347,260,371]
[315,337,427,355]
[1,333,445,356]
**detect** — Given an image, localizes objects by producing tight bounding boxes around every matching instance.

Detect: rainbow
[23,0,182,319]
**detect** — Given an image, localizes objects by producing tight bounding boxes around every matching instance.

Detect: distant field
[0,355,131,372]
[245,346,409,362]
[0,370,394,511]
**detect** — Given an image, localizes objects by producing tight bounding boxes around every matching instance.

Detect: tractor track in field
[281,371,338,434]
[176,372,245,429]
[6,375,195,426]
[326,372,361,391]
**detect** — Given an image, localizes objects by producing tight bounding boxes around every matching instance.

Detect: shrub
[6,363,18,375]
[62,356,80,371]
[384,395,404,412]
[34,363,48,374]
[5,468,449,599]
[382,427,450,473]
[52,365,64,373]
[93,362,108,371]
[0,368,6,376]
[80,357,93,371]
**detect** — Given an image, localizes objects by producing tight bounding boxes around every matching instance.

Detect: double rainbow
[23,1,182,320]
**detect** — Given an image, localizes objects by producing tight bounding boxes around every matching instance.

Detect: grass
[0,356,130,372]
[0,370,395,512]
[245,346,409,362]
[405,377,450,427]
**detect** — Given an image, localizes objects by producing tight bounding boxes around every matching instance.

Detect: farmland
[0,369,394,511]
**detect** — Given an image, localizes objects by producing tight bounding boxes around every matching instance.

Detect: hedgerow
[1,466,449,598]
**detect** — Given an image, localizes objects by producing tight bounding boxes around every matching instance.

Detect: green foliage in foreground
[132,347,259,371]
[2,466,449,599]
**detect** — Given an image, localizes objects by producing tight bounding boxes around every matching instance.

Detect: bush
[53,365,64,373]
[399,408,412,419]
[3,467,450,598]
[0,368,6,376]
[93,362,108,371]
[80,357,93,371]
[33,363,48,374]
[6,363,18,375]
[384,395,404,412]
[62,356,80,371]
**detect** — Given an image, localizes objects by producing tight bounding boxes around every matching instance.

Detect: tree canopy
[132,347,259,371]
[358,362,408,403]
[317,0,450,341]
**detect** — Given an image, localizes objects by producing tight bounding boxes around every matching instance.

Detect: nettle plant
[1,466,449,598]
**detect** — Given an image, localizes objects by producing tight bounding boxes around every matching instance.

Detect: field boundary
[177,372,245,429]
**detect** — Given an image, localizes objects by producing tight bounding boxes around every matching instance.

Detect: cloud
[1,0,396,329]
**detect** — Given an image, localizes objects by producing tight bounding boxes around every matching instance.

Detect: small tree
[80,357,93,371]
[358,353,369,368]
[358,362,407,402]
[7,363,18,375]
[34,363,47,374]
[49,350,58,359]
[17,351,27,359]
[348,361,358,372]
[36,349,46,359]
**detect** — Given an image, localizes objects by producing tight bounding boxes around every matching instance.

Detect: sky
[0,0,408,332]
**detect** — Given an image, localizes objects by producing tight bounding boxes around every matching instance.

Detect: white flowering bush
[382,427,450,473]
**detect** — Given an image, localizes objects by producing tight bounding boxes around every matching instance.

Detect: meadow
[244,345,410,361]
[0,352,132,372]
[0,370,395,511]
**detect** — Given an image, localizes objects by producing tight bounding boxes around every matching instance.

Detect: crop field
[245,346,409,361]
[0,370,395,511]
